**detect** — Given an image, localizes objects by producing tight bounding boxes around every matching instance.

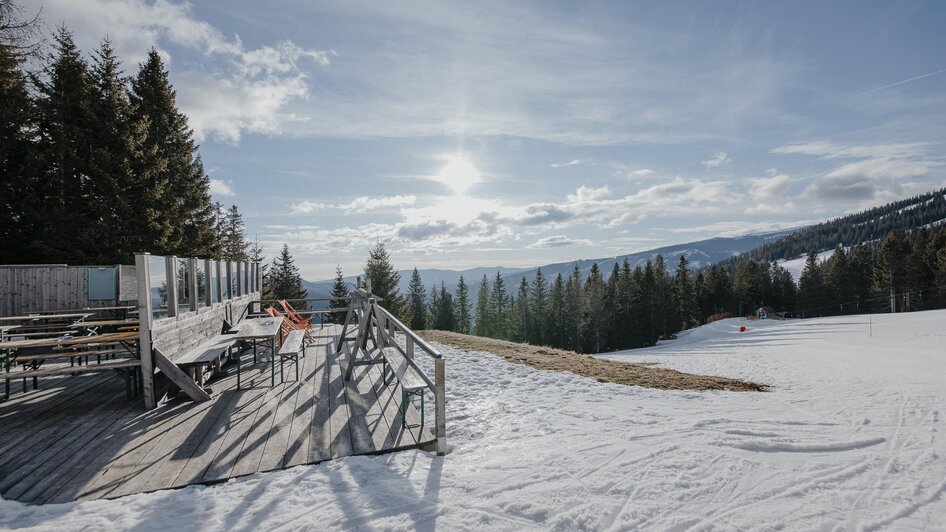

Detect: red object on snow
[740,326,747,332]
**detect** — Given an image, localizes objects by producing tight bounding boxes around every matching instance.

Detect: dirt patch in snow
[417,330,768,392]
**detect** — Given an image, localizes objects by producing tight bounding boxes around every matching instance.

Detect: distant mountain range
[301,231,794,305]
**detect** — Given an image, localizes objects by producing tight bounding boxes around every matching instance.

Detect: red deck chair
[278,300,312,329]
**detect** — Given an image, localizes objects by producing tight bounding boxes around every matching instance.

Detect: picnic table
[70,319,139,334]
[28,305,136,319]
[1,331,140,400]
[0,313,93,325]
[234,317,284,387]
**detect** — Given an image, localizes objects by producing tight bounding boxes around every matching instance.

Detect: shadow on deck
[0,324,434,504]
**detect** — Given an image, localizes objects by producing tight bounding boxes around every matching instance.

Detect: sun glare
[436,156,480,194]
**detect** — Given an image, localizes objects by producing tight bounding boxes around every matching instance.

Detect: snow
[3,311,946,530]
[778,248,835,280]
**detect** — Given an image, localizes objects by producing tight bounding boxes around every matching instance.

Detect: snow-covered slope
[3,311,946,530]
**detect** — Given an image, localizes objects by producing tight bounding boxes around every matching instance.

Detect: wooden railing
[340,288,447,455]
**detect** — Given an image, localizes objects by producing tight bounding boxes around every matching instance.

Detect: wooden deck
[0,324,433,504]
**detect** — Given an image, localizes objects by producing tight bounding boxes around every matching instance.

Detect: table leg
[270,336,275,386]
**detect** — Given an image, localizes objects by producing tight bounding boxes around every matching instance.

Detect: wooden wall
[0,265,132,317]
[151,293,255,362]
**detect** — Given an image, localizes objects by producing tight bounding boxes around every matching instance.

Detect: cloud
[772,141,941,205]
[528,235,592,249]
[628,168,655,178]
[702,151,730,168]
[290,195,416,215]
[208,178,235,196]
[550,159,581,168]
[746,173,794,214]
[39,0,333,144]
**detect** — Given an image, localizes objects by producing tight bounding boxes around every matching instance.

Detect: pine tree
[454,275,472,333]
[564,265,583,350]
[582,263,607,353]
[364,242,405,318]
[547,273,567,348]
[328,265,350,324]
[873,232,912,312]
[490,271,510,339]
[798,250,825,316]
[515,277,531,342]
[0,0,39,263]
[475,274,491,336]
[674,255,698,331]
[268,243,308,301]
[131,49,216,257]
[431,282,456,331]
[407,268,427,330]
[31,26,96,263]
[220,204,249,261]
[529,268,548,345]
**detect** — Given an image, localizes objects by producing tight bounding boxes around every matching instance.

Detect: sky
[31,0,946,279]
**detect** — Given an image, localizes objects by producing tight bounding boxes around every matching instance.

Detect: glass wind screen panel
[210,261,220,303]
[230,262,240,299]
[148,255,169,319]
[221,262,231,300]
[196,260,208,308]
[252,263,258,292]
[244,262,250,294]
[176,258,190,309]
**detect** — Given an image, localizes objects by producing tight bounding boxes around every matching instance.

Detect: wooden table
[28,305,136,319]
[0,313,93,324]
[234,317,284,387]
[70,319,140,334]
[2,332,140,399]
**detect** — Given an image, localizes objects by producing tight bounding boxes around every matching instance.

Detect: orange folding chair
[278,300,311,329]
[265,306,297,337]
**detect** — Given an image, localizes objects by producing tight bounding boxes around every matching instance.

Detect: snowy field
[3,311,946,530]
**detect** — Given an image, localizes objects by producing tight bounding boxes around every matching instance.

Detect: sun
[436,156,480,194]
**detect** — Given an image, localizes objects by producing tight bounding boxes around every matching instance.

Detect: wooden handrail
[373,303,442,360]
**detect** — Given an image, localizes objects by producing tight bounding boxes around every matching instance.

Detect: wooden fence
[0,264,134,317]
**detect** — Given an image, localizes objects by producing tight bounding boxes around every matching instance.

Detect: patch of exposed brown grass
[417,330,768,392]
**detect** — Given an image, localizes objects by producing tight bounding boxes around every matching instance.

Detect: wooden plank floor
[0,325,434,504]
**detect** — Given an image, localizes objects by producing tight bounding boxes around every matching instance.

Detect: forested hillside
[741,189,946,262]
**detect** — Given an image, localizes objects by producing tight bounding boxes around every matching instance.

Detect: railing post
[406,335,414,361]
[435,356,446,455]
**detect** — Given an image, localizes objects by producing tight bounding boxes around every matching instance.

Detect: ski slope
[3,311,945,530]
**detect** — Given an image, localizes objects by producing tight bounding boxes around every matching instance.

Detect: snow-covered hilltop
[4,311,945,530]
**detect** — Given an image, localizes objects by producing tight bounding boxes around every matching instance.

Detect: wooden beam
[153,348,211,402]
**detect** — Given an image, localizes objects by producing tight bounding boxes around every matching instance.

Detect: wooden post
[435,356,446,455]
[204,259,213,307]
[135,253,156,410]
[406,335,414,361]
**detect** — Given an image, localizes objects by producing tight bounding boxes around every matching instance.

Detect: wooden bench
[276,330,305,383]
[380,347,427,428]
[169,335,238,387]
[4,358,142,400]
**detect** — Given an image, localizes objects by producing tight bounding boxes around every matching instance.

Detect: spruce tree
[407,268,427,330]
[547,273,567,348]
[454,275,472,334]
[0,0,39,263]
[873,232,911,312]
[674,255,697,331]
[475,274,491,336]
[220,204,249,261]
[490,271,510,339]
[131,49,215,257]
[529,268,548,345]
[582,263,607,353]
[329,265,350,324]
[31,26,96,263]
[364,242,405,318]
[431,282,456,330]
[515,277,530,342]
[268,243,308,301]
[798,251,825,316]
[564,265,583,350]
